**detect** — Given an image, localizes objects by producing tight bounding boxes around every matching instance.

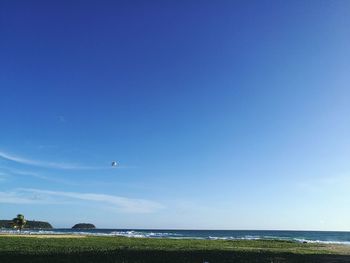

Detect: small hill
[72,223,96,229]
[0,220,53,229]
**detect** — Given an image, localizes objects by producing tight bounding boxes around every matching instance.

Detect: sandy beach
[0,233,85,238]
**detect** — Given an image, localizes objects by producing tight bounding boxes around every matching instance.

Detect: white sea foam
[109,230,183,238]
[209,236,259,240]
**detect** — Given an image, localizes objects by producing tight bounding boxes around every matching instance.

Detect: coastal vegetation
[0,236,349,263]
[11,214,26,231]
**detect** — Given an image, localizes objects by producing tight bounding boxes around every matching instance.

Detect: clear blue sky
[0,0,350,230]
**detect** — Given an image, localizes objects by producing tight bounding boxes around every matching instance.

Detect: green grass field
[1,236,350,263]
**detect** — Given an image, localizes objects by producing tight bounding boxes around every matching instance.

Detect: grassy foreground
[0,236,350,263]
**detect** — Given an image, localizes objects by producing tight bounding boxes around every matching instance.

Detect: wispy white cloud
[0,188,164,213]
[4,168,79,186]
[0,192,36,204]
[0,150,108,170]
[0,190,56,204]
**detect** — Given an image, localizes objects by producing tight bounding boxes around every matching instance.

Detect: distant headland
[0,220,53,229]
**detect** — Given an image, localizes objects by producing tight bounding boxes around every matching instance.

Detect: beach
[0,233,85,238]
[2,229,350,244]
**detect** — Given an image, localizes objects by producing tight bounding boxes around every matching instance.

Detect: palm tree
[12,214,27,231]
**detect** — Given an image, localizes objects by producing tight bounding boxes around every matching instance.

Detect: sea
[1,229,350,245]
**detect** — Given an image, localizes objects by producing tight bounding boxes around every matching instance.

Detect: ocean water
[1,229,350,245]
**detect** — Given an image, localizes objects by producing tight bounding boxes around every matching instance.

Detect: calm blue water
[2,229,350,244]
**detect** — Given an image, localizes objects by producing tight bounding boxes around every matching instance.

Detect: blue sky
[0,0,350,230]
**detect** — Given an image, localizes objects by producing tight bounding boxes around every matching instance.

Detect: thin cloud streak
[0,188,164,213]
[4,168,79,186]
[0,191,53,204]
[0,150,109,170]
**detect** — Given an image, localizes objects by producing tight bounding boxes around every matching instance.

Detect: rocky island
[71,223,96,229]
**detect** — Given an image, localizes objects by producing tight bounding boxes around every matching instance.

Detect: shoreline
[0,232,350,248]
[1,229,350,245]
